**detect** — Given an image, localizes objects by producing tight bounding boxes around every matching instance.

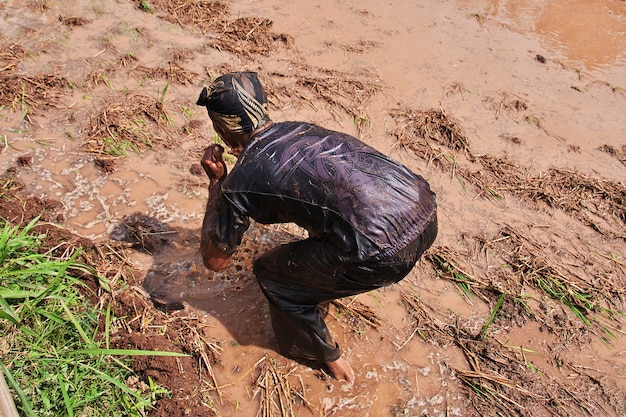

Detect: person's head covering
[196,72,270,135]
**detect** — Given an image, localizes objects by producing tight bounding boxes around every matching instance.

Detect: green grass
[430,253,475,299]
[139,0,152,13]
[479,293,505,340]
[102,135,140,156]
[535,275,593,326]
[0,217,185,416]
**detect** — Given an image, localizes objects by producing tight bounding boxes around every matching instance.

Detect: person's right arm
[199,145,233,271]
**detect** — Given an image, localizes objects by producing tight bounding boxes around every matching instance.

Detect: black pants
[253,216,438,362]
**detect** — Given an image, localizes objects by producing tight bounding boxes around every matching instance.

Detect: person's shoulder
[280,121,355,139]
[269,121,367,149]
[273,120,314,132]
[262,121,321,140]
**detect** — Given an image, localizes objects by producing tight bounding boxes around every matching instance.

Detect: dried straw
[390,107,473,160]
[0,73,72,110]
[83,92,173,155]
[211,17,291,58]
[0,43,26,72]
[132,62,199,85]
[391,106,626,236]
[252,357,312,417]
[332,297,381,329]
[135,0,229,33]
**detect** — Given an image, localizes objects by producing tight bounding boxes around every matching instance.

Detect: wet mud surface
[1,0,625,416]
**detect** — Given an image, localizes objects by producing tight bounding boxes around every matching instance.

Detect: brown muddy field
[1,0,625,416]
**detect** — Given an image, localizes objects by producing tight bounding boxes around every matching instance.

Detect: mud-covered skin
[200,144,227,184]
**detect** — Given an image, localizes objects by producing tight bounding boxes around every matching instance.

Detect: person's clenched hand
[200,144,227,184]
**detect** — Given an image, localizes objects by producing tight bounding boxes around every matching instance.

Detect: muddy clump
[111,212,176,254]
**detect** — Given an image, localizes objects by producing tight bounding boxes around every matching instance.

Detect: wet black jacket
[211,121,437,262]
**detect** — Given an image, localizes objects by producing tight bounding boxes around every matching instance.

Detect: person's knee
[252,256,278,299]
[252,256,268,278]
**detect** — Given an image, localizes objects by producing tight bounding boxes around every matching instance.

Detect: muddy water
[472,0,626,71]
[1,0,210,239]
[2,0,623,235]
[2,0,626,416]
[142,227,479,416]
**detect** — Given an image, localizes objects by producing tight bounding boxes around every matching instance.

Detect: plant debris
[210,17,292,58]
[391,106,626,238]
[598,144,626,166]
[400,290,625,417]
[135,0,230,33]
[252,357,312,417]
[132,62,199,85]
[59,15,92,27]
[265,65,382,132]
[332,297,381,331]
[83,92,173,155]
[110,212,176,254]
[390,107,473,160]
[0,43,26,72]
[0,72,72,110]
[94,157,118,173]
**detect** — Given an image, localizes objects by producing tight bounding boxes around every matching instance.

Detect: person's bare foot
[326,357,355,384]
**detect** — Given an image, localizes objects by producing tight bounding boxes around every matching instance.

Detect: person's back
[215,121,437,262]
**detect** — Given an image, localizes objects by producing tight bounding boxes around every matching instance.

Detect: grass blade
[480,293,506,340]
[57,374,74,417]
[0,363,35,417]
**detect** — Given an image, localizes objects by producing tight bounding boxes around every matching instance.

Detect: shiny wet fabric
[253,215,438,362]
[211,121,437,262]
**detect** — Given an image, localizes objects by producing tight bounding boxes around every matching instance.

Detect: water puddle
[462,0,626,71]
